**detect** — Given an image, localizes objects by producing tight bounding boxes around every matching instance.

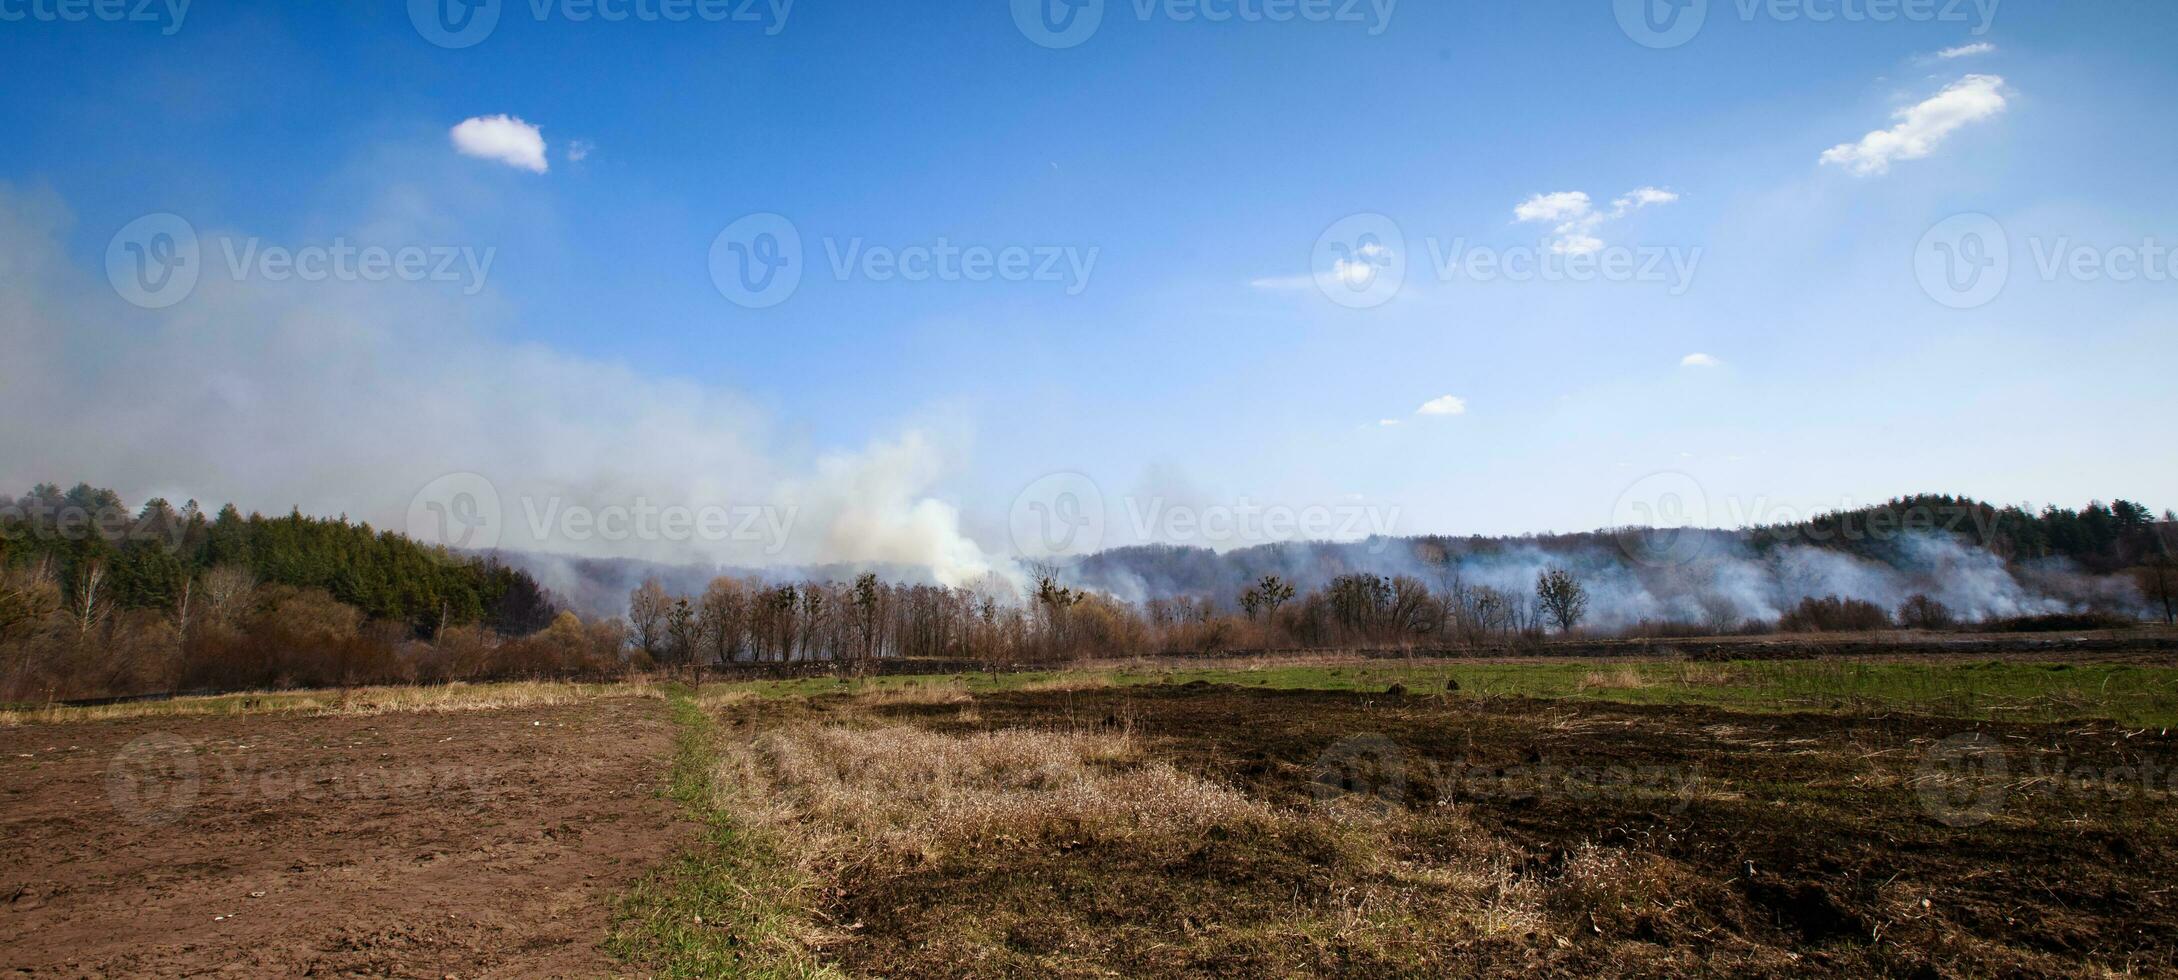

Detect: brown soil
[761,685,2178,977]
[0,696,683,978]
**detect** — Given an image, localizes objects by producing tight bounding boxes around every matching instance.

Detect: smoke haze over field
[497,523,2156,628]
[0,184,1009,589]
[1048,531,2150,630]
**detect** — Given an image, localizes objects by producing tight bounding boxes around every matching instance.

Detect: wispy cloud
[1252,238,1394,291]
[1820,75,2007,176]
[1681,352,1721,368]
[1513,186,1678,255]
[1416,395,1468,416]
[450,114,549,174]
[1934,41,1996,59]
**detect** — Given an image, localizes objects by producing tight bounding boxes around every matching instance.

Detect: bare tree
[171,575,195,654]
[1696,592,1740,635]
[628,578,670,661]
[201,565,256,627]
[1240,575,1295,623]
[71,556,110,637]
[698,576,750,666]
[1535,567,1589,635]
[665,597,699,676]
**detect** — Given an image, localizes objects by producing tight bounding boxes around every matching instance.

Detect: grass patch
[705,657,2178,727]
[605,685,838,979]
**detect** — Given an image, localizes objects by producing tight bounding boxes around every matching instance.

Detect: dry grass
[0,679,655,726]
[692,701,1788,971]
[1579,666,1651,690]
[723,721,1277,872]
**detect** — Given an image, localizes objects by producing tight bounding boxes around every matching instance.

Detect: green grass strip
[605,684,839,978]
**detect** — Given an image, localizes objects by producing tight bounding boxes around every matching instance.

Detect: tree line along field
[6,484,2175,709]
[6,650,2178,976]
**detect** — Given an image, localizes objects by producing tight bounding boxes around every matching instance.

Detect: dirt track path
[0,696,684,977]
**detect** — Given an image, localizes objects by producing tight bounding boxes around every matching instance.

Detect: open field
[712,653,2178,728]
[6,649,2178,977]
[0,693,685,976]
[657,680,2178,976]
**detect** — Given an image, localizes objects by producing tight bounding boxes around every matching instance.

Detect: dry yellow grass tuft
[1578,666,1651,690]
[719,721,1278,872]
[0,679,655,726]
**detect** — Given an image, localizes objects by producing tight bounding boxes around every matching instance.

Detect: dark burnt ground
[774,684,2178,978]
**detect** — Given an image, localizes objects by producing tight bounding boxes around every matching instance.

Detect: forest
[3,484,2171,702]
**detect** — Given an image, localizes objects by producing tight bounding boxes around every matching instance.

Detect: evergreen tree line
[0,483,566,700]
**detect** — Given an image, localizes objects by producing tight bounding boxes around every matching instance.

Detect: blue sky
[1,0,2173,576]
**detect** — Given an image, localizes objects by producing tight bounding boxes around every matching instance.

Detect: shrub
[1896,594,1956,630]
[1777,595,1892,633]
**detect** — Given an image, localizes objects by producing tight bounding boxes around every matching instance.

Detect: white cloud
[1551,233,1604,257]
[1820,74,2008,176]
[1681,352,1722,368]
[566,139,594,164]
[1252,239,1393,291]
[1613,186,1680,211]
[1513,191,1592,224]
[1935,42,1996,59]
[450,114,549,174]
[1514,186,1677,255]
[1377,419,1401,427]
[1416,395,1467,416]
